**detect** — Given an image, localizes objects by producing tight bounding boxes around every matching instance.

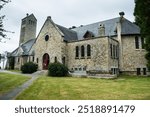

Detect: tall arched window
[87,45,91,57]
[75,46,79,58]
[81,45,85,58]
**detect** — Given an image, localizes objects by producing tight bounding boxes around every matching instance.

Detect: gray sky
[0,0,135,53]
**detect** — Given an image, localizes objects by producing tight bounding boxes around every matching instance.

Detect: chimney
[26,13,29,17]
[99,24,105,36]
[119,12,125,22]
[47,16,51,19]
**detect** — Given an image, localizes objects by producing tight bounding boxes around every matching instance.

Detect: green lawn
[16,76,150,100]
[0,73,30,96]
[8,70,21,73]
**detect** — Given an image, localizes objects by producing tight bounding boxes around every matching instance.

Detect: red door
[43,53,50,70]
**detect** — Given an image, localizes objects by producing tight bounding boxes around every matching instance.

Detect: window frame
[87,44,91,58]
[75,46,79,59]
[135,36,139,49]
[81,45,85,58]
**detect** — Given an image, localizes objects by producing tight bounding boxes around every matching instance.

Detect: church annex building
[7,12,147,76]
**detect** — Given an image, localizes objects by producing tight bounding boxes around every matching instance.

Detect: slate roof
[9,16,140,57]
[72,17,140,40]
[21,39,35,55]
[56,25,78,41]
[10,48,19,57]
[10,39,35,57]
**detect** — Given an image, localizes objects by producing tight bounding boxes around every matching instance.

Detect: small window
[137,68,141,75]
[22,20,26,25]
[111,68,118,74]
[143,68,147,75]
[54,57,57,63]
[83,31,94,39]
[83,66,86,71]
[79,68,82,71]
[75,68,78,71]
[113,45,116,59]
[75,46,79,58]
[45,35,49,41]
[87,45,91,58]
[62,57,65,65]
[36,58,39,63]
[135,36,139,49]
[81,45,85,58]
[110,44,113,58]
[32,56,34,62]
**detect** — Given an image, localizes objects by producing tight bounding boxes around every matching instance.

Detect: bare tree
[0,0,12,42]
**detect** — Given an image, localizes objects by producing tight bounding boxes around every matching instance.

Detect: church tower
[19,13,37,45]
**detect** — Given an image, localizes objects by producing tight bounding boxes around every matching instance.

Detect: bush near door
[21,62,38,74]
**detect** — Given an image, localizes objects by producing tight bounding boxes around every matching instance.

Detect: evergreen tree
[134,0,150,70]
[0,0,11,42]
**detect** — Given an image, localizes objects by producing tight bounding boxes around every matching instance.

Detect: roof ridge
[73,17,120,29]
[56,24,77,33]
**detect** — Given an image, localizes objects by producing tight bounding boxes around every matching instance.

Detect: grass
[16,75,150,100]
[0,73,30,96]
[8,69,21,73]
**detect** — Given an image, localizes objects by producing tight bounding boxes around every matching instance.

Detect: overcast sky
[0,0,135,54]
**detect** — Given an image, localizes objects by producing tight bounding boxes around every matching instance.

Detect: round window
[45,35,49,41]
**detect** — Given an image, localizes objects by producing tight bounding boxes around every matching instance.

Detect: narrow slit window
[135,36,139,49]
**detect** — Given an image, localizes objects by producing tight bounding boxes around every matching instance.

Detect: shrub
[21,62,38,74]
[48,62,68,77]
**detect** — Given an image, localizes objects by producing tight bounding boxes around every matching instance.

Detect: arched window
[81,45,85,58]
[87,45,91,57]
[75,46,79,58]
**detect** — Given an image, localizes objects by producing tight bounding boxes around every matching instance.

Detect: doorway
[42,53,50,70]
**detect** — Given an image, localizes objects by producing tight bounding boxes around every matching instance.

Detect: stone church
[7,12,147,76]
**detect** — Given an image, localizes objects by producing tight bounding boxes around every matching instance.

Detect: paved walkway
[0,70,43,100]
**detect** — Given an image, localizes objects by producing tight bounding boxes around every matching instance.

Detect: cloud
[0,0,135,53]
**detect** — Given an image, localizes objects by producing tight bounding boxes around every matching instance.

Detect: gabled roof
[121,18,140,35]
[72,17,140,40]
[56,25,78,41]
[10,39,35,57]
[83,30,95,38]
[21,39,35,55]
[35,16,64,43]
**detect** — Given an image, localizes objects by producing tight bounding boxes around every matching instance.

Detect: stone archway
[42,53,50,70]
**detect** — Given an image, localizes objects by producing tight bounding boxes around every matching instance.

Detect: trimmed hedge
[21,62,38,74]
[48,62,68,77]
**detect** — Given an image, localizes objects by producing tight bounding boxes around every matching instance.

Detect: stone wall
[34,17,66,70]
[67,37,111,73]
[121,35,147,75]
[19,15,37,44]
[108,38,119,72]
